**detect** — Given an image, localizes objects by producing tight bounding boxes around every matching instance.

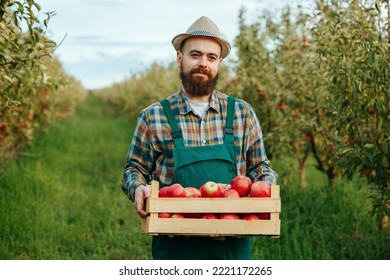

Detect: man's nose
[198,55,208,67]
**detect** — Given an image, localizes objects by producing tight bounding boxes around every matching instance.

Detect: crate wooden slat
[146,197,280,213]
[144,218,280,236]
[141,180,281,237]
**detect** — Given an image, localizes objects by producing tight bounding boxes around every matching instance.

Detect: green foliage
[0,0,56,107]
[310,0,389,227]
[0,1,88,164]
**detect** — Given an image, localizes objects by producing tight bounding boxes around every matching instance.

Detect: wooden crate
[141,180,281,237]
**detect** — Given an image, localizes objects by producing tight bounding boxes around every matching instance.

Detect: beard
[179,65,219,97]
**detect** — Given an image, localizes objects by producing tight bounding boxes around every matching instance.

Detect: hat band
[189,30,218,37]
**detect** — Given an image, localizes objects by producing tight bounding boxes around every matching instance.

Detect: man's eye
[191,53,199,58]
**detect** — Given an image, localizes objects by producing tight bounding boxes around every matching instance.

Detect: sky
[36,0,307,90]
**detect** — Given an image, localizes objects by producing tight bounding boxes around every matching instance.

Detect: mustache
[190,67,211,77]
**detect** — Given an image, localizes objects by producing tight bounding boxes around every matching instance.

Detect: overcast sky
[37,0,309,89]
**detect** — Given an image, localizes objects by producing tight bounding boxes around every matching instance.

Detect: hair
[179,38,188,53]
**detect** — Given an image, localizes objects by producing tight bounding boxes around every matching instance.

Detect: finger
[134,200,147,217]
[143,186,151,198]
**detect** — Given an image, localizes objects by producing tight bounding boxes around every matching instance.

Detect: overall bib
[151,96,252,260]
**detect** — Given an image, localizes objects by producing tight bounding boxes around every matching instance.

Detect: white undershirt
[187,98,209,118]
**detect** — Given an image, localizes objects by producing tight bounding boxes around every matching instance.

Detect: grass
[253,178,389,259]
[0,94,389,260]
[0,94,151,259]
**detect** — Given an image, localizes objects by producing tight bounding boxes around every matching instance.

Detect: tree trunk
[299,163,306,188]
[327,167,336,190]
[293,141,308,188]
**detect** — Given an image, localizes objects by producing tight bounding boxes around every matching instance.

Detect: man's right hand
[134,184,151,218]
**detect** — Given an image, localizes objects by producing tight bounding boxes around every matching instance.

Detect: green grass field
[0,95,389,260]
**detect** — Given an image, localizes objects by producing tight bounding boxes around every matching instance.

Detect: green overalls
[151,96,252,260]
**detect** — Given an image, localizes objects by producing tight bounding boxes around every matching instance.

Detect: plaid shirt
[121,88,278,201]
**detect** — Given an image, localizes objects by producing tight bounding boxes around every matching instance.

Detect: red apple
[241,213,260,220]
[158,213,171,218]
[185,212,202,218]
[158,186,170,197]
[250,181,271,197]
[218,183,231,193]
[258,213,270,220]
[184,187,201,198]
[167,183,186,197]
[201,213,219,219]
[200,181,222,197]
[230,175,252,197]
[219,213,240,220]
[170,213,185,218]
[223,188,240,198]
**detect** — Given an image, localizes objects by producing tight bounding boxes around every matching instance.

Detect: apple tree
[1,0,87,163]
[309,0,389,228]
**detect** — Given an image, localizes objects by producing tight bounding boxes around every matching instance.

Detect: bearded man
[121,16,278,260]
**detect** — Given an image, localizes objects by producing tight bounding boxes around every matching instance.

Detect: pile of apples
[157,175,271,220]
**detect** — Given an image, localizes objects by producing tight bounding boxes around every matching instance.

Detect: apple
[241,213,260,220]
[184,187,201,198]
[158,213,171,218]
[258,213,270,220]
[201,213,219,219]
[170,213,185,218]
[230,175,252,197]
[167,183,186,197]
[184,213,202,218]
[219,213,240,220]
[223,188,240,198]
[218,183,231,193]
[158,186,170,197]
[249,181,271,197]
[199,181,222,197]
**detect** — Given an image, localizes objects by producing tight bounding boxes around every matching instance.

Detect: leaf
[33,2,41,11]
[368,52,375,65]
[374,0,381,13]
[382,157,388,168]
[364,143,375,149]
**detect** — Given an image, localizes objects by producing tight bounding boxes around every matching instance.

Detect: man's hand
[134,184,151,218]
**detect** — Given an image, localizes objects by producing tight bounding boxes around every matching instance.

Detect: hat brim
[172,33,231,59]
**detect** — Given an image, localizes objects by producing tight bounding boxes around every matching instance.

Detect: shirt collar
[177,86,221,115]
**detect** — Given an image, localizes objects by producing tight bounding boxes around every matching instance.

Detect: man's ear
[217,58,223,72]
[176,51,182,68]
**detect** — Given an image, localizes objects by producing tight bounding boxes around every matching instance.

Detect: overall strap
[224,96,236,144]
[160,99,185,147]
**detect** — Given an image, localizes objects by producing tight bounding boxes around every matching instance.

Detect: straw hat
[171,16,231,58]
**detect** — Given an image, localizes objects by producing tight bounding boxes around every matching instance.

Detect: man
[121,16,277,260]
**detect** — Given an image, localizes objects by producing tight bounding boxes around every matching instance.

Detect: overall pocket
[172,143,237,188]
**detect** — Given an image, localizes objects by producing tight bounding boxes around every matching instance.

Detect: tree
[1,1,87,163]
[310,0,389,229]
